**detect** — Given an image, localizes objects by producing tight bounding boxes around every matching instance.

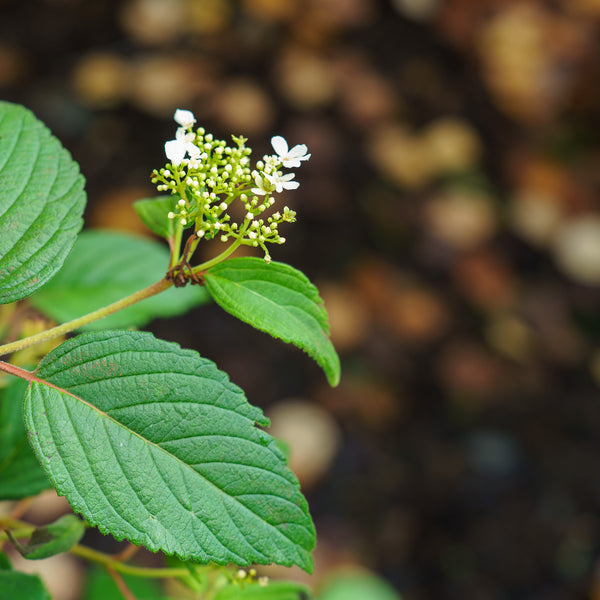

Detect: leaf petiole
[0,277,173,358]
[71,544,189,579]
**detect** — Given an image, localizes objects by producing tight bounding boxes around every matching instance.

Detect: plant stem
[0,277,173,358]
[170,221,184,269]
[0,527,34,542]
[107,567,139,600]
[192,225,249,275]
[183,232,201,264]
[10,498,34,520]
[70,544,188,579]
[0,516,189,580]
[0,515,35,554]
[113,543,141,563]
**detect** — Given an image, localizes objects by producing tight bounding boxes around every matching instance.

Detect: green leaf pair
[29,231,340,385]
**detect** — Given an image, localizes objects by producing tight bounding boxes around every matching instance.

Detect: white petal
[281,157,301,168]
[186,143,201,159]
[279,172,296,182]
[288,143,308,158]
[165,140,186,166]
[252,173,269,195]
[271,135,289,157]
[174,109,196,129]
[282,181,299,190]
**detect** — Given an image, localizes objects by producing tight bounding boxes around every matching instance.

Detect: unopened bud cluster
[151,109,310,263]
[235,568,269,587]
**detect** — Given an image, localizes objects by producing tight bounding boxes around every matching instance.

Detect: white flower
[268,171,299,193]
[251,172,276,195]
[165,139,187,166]
[164,128,199,166]
[271,135,311,168]
[174,109,196,130]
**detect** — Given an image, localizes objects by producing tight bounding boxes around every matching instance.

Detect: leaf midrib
[30,373,311,547]
[207,274,327,344]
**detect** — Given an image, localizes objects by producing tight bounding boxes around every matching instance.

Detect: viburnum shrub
[0,102,339,600]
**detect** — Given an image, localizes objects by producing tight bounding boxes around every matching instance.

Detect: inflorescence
[151,109,310,264]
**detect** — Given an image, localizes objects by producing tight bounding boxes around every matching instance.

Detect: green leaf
[83,566,167,600]
[23,330,316,572]
[317,571,401,600]
[0,101,86,304]
[0,570,51,600]
[204,258,340,386]
[0,552,11,570]
[134,196,176,240]
[0,377,50,500]
[31,230,208,330]
[215,580,313,600]
[8,514,85,560]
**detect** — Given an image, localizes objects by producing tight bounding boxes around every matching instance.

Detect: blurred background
[2,0,600,598]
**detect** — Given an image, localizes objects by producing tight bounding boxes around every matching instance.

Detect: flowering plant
[0,103,339,599]
[152,109,310,276]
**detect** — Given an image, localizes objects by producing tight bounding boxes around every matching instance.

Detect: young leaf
[134,196,177,240]
[0,377,50,500]
[0,101,86,304]
[0,570,51,600]
[31,230,208,330]
[204,257,340,386]
[23,331,316,572]
[7,514,85,560]
[215,580,313,600]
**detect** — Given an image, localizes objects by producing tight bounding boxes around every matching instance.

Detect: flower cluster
[235,568,268,588]
[151,109,310,263]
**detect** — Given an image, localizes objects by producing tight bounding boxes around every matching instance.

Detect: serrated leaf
[204,258,340,386]
[0,570,51,600]
[9,514,85,560]
[0,101,86,304]
[134,196,176,240]
[0,377,50,500]
[215,580,313,600]
[31,230,208,330]
[23,330,315,572]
